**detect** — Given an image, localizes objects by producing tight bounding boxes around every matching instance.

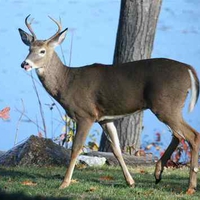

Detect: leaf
[86,186,97,192]
[67,130,74,142]
[71,179,79,184]
[21,180,37,186]
[87,142,99,151]
[62,115,67,122]
[174,150,181,163]
[145,144,153,150]
[135,149,146,156]
[99,175,114,181]
[76,163,87,169]
[181,140,188,151]
[166,160,177,168]
[155,146,161,151]
[0,107,10,120]
[139,169,148,174]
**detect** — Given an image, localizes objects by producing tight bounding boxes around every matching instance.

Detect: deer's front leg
[100,121,135,187]
[59,119,93,189]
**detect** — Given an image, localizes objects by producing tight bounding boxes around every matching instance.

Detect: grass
[0,165,200,200]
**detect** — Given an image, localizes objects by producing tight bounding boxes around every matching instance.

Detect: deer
[19,15,200,194]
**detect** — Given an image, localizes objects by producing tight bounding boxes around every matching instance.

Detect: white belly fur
[98,110,141,122]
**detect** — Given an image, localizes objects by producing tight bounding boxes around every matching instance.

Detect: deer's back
[65,58,192,118]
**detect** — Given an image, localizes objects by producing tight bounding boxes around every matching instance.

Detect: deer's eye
[40,50,46,54]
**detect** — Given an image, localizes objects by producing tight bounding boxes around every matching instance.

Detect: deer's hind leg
[153,109,200,193]
[180,121,200,194]
[154,135,179,184]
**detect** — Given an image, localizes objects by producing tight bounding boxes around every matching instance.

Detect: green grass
[0,165,200,200]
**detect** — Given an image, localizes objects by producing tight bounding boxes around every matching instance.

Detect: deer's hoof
[186,188,196,195]
[59,181,70,189]
[128,180,135,188]
[129,183,135,188]
[155,177,161,184]
[154,168,163,184]
[154,161,163,184]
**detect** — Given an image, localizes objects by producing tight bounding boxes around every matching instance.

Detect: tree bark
[99,0,162,154]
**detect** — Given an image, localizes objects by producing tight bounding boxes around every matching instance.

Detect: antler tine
[25,14,37,40]
[47,16,62,41]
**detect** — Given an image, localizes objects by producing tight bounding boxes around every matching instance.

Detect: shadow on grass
[97,167,193,193]
[0,190,74,200]
[78,166,191,194]
[0,167,37,179]
[0,167,63,181]
[0,166,198,198]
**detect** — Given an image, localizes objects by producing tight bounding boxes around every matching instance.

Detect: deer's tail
[188,68,199,112]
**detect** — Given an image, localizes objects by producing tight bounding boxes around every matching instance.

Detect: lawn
[0,165,200,200]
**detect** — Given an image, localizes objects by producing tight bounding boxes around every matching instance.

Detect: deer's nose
[21,61,32,71]
[21,61,28,68]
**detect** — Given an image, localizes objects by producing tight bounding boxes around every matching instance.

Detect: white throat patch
[36,67,45,75]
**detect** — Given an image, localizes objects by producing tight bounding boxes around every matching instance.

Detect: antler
[47,16,62,41]
[25,14,37,40]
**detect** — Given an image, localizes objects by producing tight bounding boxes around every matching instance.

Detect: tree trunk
[99,0,162,154]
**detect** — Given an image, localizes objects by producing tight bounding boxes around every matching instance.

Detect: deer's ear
[18,28,34,46]
[48,28,68,47]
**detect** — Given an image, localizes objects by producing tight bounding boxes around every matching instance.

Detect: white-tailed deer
[19,15,200,194]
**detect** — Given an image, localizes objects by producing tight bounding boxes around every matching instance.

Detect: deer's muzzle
[21,61,32,71]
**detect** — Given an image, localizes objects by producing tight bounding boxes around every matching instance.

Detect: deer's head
[19,15,68,71]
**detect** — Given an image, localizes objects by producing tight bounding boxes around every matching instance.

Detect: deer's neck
[36,52,70,103]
